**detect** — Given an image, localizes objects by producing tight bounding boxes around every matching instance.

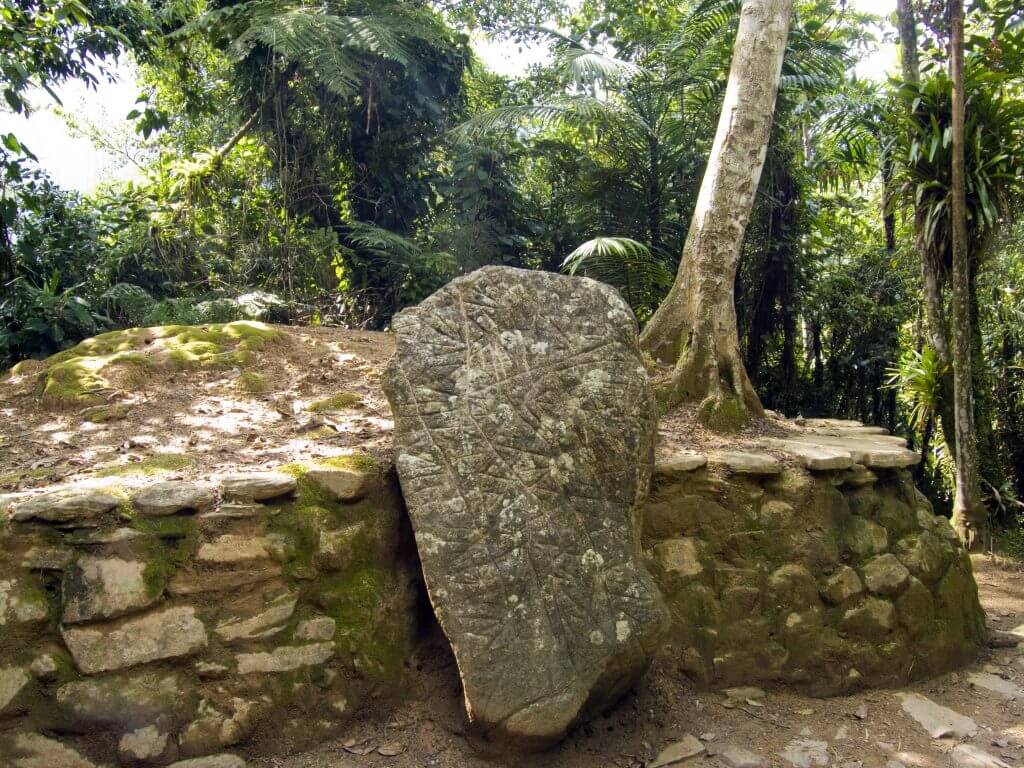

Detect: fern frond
[183,2,418,98]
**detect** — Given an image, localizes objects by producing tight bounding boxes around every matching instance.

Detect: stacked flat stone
[0,456,414,767]
[645,420,986,695]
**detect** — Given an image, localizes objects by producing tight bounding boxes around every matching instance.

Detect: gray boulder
[132,481,216,516]
[56,672,190,731]
[10,490,119,525]
[384,266,668,749]
[61,605,207,674]
[0,732,99,768]
[220,472,296,501]
[61,555,160,624]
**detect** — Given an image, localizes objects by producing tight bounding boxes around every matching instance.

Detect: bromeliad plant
[897,58,1024,277]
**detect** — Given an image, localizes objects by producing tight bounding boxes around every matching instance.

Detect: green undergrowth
[15,321,284,407]
[997,527,1024,560]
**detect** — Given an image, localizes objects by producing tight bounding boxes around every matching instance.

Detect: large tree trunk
[948,0,988,549]
[640,0,793,429]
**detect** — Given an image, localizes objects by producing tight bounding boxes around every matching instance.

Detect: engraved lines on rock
[451,286,609,712]
[391,274,655,725]
[391,354,570,722]
[446,280,648,715]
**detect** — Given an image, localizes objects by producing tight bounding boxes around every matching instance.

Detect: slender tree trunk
[917,413,933,481]
[948,0,987,549]
[641,0,793,429]
[897,0,950,366]
[647,135,663,253]
[781,270,797,409]
[896,0,958,458]
[0,221,13,286]
[969,263,1003,495]
[812,321,823,389]
[918,221,952,366]
[881,148,896,253]
[896,0,920,85]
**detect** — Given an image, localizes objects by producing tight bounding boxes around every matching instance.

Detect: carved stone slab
[384,266,668,749]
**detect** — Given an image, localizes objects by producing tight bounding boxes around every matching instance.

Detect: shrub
[0,275,108,368]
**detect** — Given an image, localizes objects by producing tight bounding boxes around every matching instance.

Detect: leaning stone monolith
[383,266,668,750]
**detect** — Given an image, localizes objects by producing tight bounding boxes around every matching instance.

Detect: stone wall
[0,457,421,767]
[0,431,989,765]
[643,447,987,696]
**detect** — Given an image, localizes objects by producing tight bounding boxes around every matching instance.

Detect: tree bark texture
[896,0,921,85]
[948,0,988,549]
[640,0,793,428]
[896,0,958,460]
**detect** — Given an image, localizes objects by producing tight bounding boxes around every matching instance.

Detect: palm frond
[669,0,740,57]
[346,221,422,267]
[780,24,848,93]
[561,48,646,86]
[454,96,628,139]
[562,237,673,316]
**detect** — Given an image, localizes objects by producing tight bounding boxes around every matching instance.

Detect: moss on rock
[24,322,282,408]
[81,404,132,424]
[841,516,889,559]
[237,371,271,394]
[316,568,413,685]
[93,454,194,479]
[316,453,378,473]
[767,564,820,612]
[307,392,364,413]
[645,467,984,694]
[696,393,749,432]
[896,577,934,638]
[0,466,55,488]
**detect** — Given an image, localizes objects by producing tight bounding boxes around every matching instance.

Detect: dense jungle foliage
[1,0,1023,541]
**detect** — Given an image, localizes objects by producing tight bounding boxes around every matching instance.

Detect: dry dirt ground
[2,324,1022,768]
[0,326,399,494]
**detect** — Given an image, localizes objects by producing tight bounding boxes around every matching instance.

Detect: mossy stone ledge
[6,321,284,408]
[0,454,421,765]
[644,421,986,695]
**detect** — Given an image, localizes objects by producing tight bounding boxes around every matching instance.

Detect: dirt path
[257,557,1022,768]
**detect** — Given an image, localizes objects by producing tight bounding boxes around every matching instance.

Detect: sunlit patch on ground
[0,325,396,495]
